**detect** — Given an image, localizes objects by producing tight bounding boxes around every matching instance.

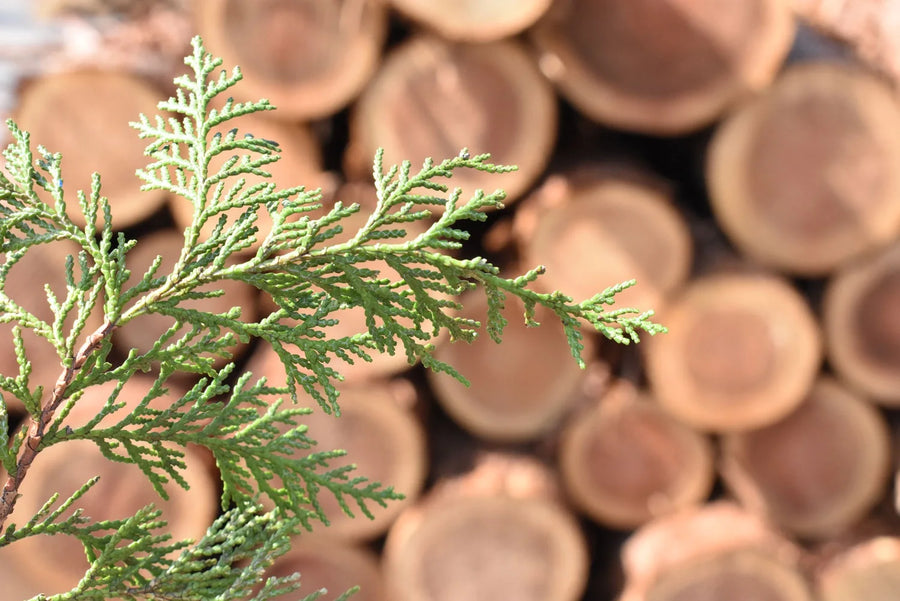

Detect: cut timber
[260,538,385,601]
[558,380,714,530]
[823,239,900,405]
[707,62,900,276]
[721,377,891,539]
[427,290,593,442]
[643,272,822,432]
[244,343,428,541]
[514,171,692,314]
[194,0,387,119]
[390,0,552,42]
[818,536,900,601]
[383,460,589,601]
[168,111,327,250]
[0,376,218,597]
[347,36,557,205]
[14,70,168,229]
[113,227,258,370]
[620,502,813,601]
[530,0,793,134]
[0,238,104,413]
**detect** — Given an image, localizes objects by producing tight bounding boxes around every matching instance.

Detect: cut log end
[390,0,552,42]
[818,536,900,601]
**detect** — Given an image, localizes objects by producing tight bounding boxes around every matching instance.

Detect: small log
[113,227,258,370]
[0,238,105,413]
[513,170,692,315]
[817,536,900,601]
[0,376,218,597]
[243,342,428,541]
[193,0,388,119]
[529,0,793,134]
[643,272,822,432]
[389,0,552,42]
[706,62,900,276]
[346,35,557,206]
[14,70,169,229]
[260,537,385,601]
[823,239,900,405]
[383,454,589,601]
[619,502,813,601]
[558,380,714,530]
[167,110,328,250]
[427,289,594,442]
[720,377,891,540]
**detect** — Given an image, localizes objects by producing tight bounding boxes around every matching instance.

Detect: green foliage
[0,36,663,600]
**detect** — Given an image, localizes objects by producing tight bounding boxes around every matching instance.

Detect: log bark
[558,380,714,530]
[427,289,594,442]
[513,169,692,315]
[0,375,218,597]
[244,342,428,541]
[721,377,891,539]
[823,239,900,405]
[817,536,900,601]
[389,0,552,42]
[706,62,900,276]
[14,70,169,229]
[383,454,589,601]
[643,272,822,432]
[193,0,388,119]
[619,502,814,601]
[530,0,794,134]
[346,35,557,206]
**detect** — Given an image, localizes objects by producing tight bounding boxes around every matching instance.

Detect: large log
[706,62,900,276]
[346,35,557,206]
[721,377,891,539]
[194,0,388,119]
[643,272,822,432]
[530,0,794,134]
[817,536,900,601]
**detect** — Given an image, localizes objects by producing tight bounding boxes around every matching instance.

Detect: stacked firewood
[2,1,900,600]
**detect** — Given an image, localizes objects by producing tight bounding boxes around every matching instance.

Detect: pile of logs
[2,1,900,600]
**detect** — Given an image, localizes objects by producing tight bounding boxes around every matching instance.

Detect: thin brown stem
[0,320,115,531]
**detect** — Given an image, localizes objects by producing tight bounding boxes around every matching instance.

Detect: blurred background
[2,1,900,600]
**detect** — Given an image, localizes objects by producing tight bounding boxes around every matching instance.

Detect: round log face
[825,240,900,404]
[643,273,822,432]
[348,36,557,205]
[531,0,793,134]
[14,70,169,229]
[818,537,900,601]
[384,495,588,601]
[707,63,900,275]
[390,0,552,42]
[195,0,388,119]
[721,378,891,539]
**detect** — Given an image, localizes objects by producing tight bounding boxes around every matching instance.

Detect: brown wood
[427,289,594,442]
[823,239,900,405]
[0,375,218,597]
[643,272,822,432]
[558,380,714,530]
[259,537,385,601]
[530,0,793,134]
[194,0,387,119]
[817,536,900,601]
[514,170,692,314]
[620,502,813,601]
[0,238,105,413]
[14,70,169,229]
[383,458,589,601]
[168,111,328,251]
[113,227,258,370]
[390,0,552,42]
[721,377,891,540]
[244,342,428,541]
[346,35,557,206]
[706,62,900,276]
